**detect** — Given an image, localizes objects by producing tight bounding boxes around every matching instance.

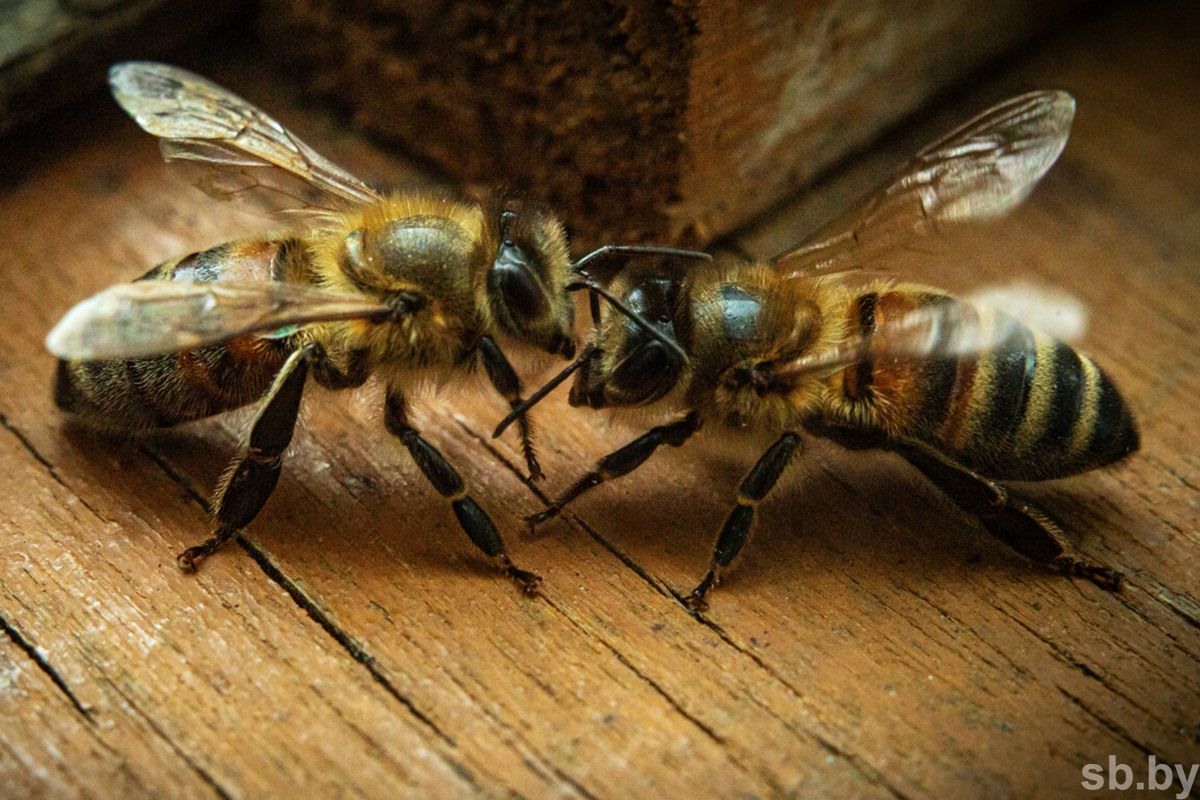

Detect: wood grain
[2,2,1198,798]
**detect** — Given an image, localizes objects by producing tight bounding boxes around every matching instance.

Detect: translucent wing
[766,284,1086,382]
[46,281,389,361]
[773,91,1075,279]
[109,61,381,217]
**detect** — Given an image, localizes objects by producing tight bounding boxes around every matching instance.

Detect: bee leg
[311,346,371,389]
[527,412,701,529]
[383,389,541,596]
[178,344,314,571]
[477,335,543,481]
[894,442,1123,592]
[685,432,802,611]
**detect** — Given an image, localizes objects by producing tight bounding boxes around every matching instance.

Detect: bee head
[569,276,686,409]
[486,201,575,358]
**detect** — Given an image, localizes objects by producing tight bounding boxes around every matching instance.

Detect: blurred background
[1,0,1101,248]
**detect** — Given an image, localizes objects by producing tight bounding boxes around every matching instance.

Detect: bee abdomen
[55,338,290,430]
[845,290,1138,480]
[56,237,307,430]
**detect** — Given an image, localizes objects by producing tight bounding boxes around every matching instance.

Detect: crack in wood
[131,442,494,794]
[1056,685,1157,759]
[455,417,912,800]
[102,676,236,800]
[0,412,104,521]
[0,610,94,723]
[902,584,1032,681]
[1141,577,1200,632]
[996,604,1170,731]
[416,662,597,800]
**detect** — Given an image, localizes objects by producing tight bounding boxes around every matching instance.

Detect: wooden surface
[2,2,1198,797]
[261,0,1086,247]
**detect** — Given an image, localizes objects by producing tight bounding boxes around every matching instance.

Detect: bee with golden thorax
[47,62,705,593]
[498,91,1139,609]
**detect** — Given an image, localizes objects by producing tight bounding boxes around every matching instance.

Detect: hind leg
[893,441,1122,591]
[178,344,318,570]
[808,423,1121,591]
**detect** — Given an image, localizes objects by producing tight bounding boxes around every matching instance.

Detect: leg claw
[684,571,717,612]
[176,548,203,573]
[497,555,542,597]
[1055,558,1124,592]
[683,590,710,612]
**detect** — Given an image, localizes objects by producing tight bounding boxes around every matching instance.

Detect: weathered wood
[0,0,239,135]
[260,0,1089,247]
[1,2,1198,798]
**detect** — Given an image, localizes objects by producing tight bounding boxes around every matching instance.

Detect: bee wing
[46,281,389,361]
[768,284,1085,381]
[109,62,381,217]
[773,91,1075,280]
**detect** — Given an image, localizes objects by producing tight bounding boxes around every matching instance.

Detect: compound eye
[609,341,679,405]
[491,243,549,323]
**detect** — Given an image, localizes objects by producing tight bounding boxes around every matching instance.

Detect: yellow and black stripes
[55,236,315,431]
[838,289,1138,481]
[55,338,292,430]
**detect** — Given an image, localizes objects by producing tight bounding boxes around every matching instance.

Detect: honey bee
[46,62,707,593]
[496,91,1139,609]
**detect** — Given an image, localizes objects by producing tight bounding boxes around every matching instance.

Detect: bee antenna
[565,279,689,364]
[570,244,711,277]
[569,244,711,335]
[493,345,596,438]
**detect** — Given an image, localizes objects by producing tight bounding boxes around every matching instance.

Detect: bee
[46,62,706,593]
[496,91,1139,609]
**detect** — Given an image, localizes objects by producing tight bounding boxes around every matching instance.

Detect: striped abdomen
[838,289,1138,480]
[54,238,308,430]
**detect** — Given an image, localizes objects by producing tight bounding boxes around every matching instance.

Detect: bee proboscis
[498,90,1139,609]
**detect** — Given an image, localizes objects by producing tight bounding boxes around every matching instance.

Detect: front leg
[384,389,540,596]
[528,412,701,529]
[477,335,543,481]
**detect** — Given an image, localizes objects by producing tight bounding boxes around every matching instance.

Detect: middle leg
[686,432,803,610]
[384,389,540,595]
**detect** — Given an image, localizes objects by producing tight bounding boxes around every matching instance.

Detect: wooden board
[260,0,1088,248]
[2,2,1198,797]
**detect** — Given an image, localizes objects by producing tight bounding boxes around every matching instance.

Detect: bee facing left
[47,62,701,593]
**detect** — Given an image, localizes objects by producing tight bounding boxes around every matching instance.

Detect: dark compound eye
[491,243,549,323]
[608,341,680,406]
